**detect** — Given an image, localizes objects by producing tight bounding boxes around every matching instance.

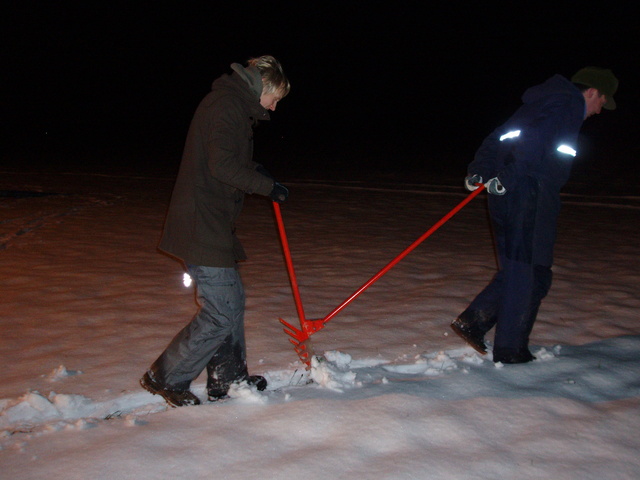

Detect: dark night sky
[2,3,639,186]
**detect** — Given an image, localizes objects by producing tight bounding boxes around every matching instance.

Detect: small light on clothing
[557,145,577,157]
[499,130,521,141]
[183,273,193,287]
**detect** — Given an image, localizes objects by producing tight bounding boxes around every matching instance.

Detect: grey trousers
[149,265,247,393]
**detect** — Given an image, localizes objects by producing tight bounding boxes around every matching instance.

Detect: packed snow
[1,171,639,479]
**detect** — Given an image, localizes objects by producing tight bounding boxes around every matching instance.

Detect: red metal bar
[274,185,485,366]
[318,185,486,325]
[272,201,308,327]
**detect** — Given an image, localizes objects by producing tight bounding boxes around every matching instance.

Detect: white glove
[464,174,483,192]
[485,177,506,195]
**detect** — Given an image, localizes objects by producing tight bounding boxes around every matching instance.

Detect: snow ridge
[0,345,546,440]
[6,335,639,450]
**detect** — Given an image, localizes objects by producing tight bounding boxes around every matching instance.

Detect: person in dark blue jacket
[451,67,618,364]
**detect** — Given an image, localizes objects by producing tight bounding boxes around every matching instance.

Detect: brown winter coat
[158,65,275,267]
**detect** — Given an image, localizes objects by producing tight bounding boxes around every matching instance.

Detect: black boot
[450,317,488,354]
[140,371,201,407]
[246,375,268,391]
[493,348,536,364]
[208,375,268,402]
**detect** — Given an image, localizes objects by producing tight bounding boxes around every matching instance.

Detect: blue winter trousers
[460,178,556,356]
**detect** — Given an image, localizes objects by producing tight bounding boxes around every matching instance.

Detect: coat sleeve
[467,128,501,180]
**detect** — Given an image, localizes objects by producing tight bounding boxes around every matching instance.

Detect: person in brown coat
[141,55,290,407]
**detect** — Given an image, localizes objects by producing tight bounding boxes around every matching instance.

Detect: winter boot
[140,371,201,407]
[208,375,268,402]
[492,348,536,364]
[450,317,488,354]
[246,375,268,391]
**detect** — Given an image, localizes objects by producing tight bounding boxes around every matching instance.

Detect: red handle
[272,202,308,327]
[319,185,486,324]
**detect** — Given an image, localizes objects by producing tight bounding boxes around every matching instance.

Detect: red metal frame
[274,184,486,366]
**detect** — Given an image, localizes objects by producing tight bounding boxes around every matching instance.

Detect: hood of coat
[230,63,263,98]
[208,64,270,122]
[521,74,584,109]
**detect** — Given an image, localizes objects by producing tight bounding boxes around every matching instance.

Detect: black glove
[485,177,506,195]
[464,174,483,192]
[270,182,289,203]
[255,164,274,180]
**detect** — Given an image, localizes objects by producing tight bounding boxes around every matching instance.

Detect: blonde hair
[247,55,291,97]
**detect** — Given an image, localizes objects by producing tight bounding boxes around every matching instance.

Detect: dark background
[2,2,638,190]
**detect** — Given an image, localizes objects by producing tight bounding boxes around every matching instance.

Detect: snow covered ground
[1,171,639,479]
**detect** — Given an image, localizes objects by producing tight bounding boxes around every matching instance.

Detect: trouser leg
[458,269,503,334]
[493,262,552,355]
[462,178,555,360]
[457,264,551,347]
[206,289,248,397]
[149,266,245,391]
[206,331,248,398]
[522,265,553,345]
[493,258,534,352]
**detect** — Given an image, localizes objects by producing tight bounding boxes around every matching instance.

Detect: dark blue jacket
[469,74,585,193]
[469,75,586,267]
